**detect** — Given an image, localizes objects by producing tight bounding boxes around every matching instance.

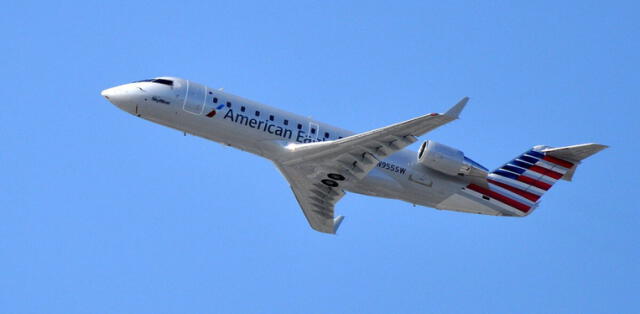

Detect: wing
[276,163,346,234]
[276,97,469,234]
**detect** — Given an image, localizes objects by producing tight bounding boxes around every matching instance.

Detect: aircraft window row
[208,99,337,139]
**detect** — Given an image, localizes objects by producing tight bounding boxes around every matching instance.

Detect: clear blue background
[1,1,638,313]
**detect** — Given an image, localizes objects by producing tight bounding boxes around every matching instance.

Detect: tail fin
[467,143,607,216]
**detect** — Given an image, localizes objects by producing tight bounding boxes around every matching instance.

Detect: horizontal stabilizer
[542,143,608,163]
[542,143,608,181]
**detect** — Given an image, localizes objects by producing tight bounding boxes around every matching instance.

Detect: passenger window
[284,119,289,125]
[240,106,245,112]
[311,128,316,134]
[213,97,218,103]
[269,115,274,121]
[324,132,329,138]
[297,123,302,130]
[255,111,260,117]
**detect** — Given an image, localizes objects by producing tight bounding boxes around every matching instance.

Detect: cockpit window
[152,79,173,86]
[133,78,174,86]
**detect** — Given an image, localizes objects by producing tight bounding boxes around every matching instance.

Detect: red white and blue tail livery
[462,144,606,216]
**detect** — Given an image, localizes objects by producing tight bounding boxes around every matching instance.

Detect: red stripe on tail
[517,175,552,190]
[543,155,574,168]
[467,184,531,213]
[528,165,563,180]
[487,179,541,202]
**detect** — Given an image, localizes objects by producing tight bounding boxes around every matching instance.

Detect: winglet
[333,216,345,234]
[444,97,469,119]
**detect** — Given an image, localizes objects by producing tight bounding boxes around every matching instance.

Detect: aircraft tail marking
[463,144,606,215]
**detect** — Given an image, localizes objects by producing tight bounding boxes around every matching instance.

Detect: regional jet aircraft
[101,77,607,234]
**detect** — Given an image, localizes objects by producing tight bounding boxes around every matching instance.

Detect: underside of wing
[276,164,346,234]
[274,97,469,233]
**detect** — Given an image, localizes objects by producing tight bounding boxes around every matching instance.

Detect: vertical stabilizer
[462,143,606,216]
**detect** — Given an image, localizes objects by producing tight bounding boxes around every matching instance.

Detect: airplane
[101,77,607,234]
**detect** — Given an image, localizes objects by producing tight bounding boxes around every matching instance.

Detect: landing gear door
[183,80,206,115]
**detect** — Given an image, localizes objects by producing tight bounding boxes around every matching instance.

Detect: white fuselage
[102,77,498,216]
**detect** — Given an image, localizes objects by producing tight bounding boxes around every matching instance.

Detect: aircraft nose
[101,88,114,100]
[101,85,132,105]
[101,86,124,99]
[101,85,137,114]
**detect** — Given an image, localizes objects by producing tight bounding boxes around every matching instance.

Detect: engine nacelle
[417,140,487,177]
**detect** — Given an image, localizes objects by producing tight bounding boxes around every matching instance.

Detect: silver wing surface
[275,97,469,234]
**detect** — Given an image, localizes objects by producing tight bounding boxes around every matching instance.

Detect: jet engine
[417,140,488,178]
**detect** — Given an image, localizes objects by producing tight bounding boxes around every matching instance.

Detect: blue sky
[1,1,638,313]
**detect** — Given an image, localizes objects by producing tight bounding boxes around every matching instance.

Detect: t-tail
[464,143,608,216]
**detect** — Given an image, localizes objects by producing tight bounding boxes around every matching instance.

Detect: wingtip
[332,216,345,234]
[444,97,469,118]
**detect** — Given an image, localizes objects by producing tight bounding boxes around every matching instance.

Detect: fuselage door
[183,80,206,115]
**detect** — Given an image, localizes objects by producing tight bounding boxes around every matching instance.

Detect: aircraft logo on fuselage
[205,104,226,118]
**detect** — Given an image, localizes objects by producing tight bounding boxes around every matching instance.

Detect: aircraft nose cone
[101,85,131,105]
[101,88,114,100]
[101,85,137,114]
